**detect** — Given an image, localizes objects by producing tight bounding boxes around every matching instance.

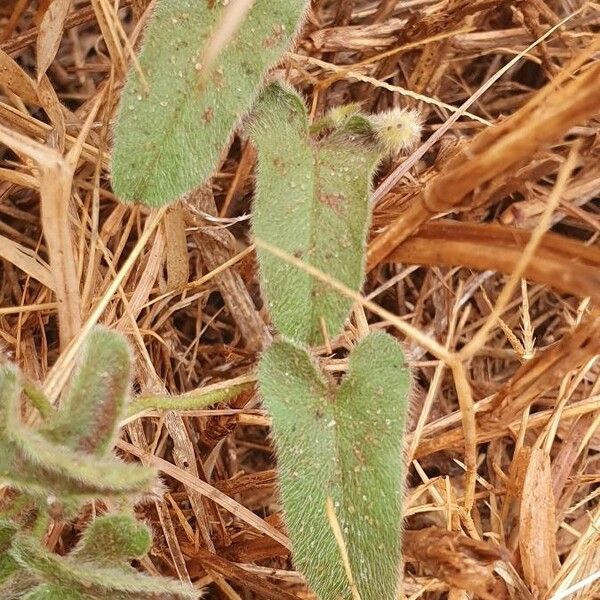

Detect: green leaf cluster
[0,328,197,599]
[111,3,421,597]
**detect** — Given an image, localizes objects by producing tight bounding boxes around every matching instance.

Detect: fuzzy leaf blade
[23,584,86,600]
[112,0,309,206]
[75,514,152,565]
[335,331,410,599]
[250,84,379,344]
[10,535,197,600]
[42,327,131,455]
[259,333,410,599]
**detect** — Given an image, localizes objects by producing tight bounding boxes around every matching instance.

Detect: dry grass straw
[0,0,599,598]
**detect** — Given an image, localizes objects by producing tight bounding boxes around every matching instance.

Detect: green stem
[126,382,252,417]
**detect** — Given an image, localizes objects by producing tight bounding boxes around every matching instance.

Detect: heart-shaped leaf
[259,332,411,600]
[250,84,420,345]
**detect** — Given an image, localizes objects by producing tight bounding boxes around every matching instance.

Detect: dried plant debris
[0,0,599,599]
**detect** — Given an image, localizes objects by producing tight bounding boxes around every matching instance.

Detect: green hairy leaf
[259,339,347,596]
[0,520,17,554]
[0,333,196,598]
[74,515,152,564]
[250,83,417,344]
[42,327,131,455]
[10,534,197,600]
[23,584,86,600]
[335,332,410,598]
[0,328,155,504]
[0,519,19,583]
[112,0,309,206]
[259,332,411,600]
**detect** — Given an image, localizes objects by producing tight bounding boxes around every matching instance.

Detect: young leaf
[74,514,152,565]
[112,0,309,206]
[0,355,155,503]
[250,83,382,344]
[259,332,410,600]
[313,105,422,157]
[3,426,155,501]
[42,327,131,455]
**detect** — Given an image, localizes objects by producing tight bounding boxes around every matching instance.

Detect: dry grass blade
[0,234,54,290]
[117,439,292,551]
[389,221,600,304]
[403,527,504,599]
[36,0,70,82]
[0,122,80,349]
[163,206,190,291]
[43,206,167,402]
[518,448,557,596]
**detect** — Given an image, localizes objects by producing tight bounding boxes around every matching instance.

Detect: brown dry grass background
[1,0,600,599]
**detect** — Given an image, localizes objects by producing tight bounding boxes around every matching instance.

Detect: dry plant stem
[367,57,600,269]
[163,207,190,290]
[459,142,580,361]
[447,360,477,511]
[0,124,81,350]
[91,0,127,74]
[186,185,270,351]
[117,439,291,550]
[290,53,489,125]
[1,1,134,56]
[388,221,600,304]
[368,8,582,209]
